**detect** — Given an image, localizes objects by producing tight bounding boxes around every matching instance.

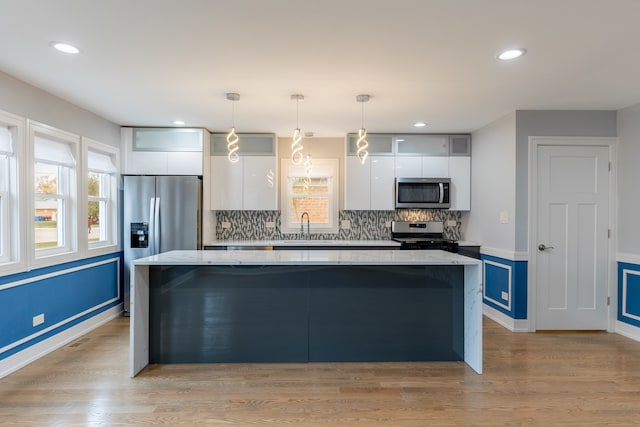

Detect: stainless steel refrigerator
[123,175,202,314]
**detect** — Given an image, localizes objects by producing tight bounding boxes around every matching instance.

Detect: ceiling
[1,0,640,137]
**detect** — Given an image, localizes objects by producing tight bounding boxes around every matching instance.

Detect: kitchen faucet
[300,212,310,239]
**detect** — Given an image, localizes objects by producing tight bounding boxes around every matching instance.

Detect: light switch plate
[341,220,351,229]
[499,211,509,224]
[501,291,509,301]
[221,222,231,229]
[265,221,275,228]
[445,220,457,227]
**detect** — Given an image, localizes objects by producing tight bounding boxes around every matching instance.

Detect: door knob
[538,244,555,251]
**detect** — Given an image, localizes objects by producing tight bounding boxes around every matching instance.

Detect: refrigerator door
[156,176,201,252]
[123,175,156,314]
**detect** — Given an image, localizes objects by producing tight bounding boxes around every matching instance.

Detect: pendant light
[303,154,313,194]
[291,94,304,165]
[356,94,370,164]
[225,92,240,163]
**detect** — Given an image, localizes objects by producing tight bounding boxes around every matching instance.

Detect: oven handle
[439,183,444,204]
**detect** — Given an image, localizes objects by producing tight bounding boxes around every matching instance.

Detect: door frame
[527,136,617,332]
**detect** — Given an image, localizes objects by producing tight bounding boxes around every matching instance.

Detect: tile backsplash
[208,210,462,242]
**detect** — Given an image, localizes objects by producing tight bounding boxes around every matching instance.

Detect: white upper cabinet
[370,157,396,210]
[206,133,277,211]
[421,157,449,178]
[122,127,204,175]
[345,156,371,210]
[345,133,471,211]
[394,157,422,177]
[449,156,471,211]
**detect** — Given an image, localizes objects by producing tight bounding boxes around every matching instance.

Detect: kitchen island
[129,249,482,377]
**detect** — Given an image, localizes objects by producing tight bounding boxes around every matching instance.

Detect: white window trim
[82,137,120,256]
[0,110,27,276]
[280,158,339,234]
[28,120,80,269]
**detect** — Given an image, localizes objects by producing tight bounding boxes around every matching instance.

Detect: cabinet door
[345,156,371,210]
[210,156,243,210]
[167,152,203,175]
[422,156,449,178]
[449,156,471,210]
[243,156,277,210]
[370,157,396,210]
[126,150,168,174]
[394,156,421,177]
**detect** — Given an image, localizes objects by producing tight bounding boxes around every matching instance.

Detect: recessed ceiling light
[171,120,185,125]
[413,122,427,128]
[497,48,526,61]
[50,41,80,54]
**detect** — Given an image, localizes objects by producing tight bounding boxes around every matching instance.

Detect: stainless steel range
[391,221,458,252]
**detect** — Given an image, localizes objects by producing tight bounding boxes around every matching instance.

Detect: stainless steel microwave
[395,177,451,209]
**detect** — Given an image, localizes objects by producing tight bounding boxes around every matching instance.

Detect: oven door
[395,178,450,209]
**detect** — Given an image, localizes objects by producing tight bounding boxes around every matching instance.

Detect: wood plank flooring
[1,317,640,426]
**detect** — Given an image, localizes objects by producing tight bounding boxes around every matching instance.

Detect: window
[281,158,339,234]
[32,123,79,259]
[85,140,118,249]
[0,110,25,270]
[0,127,12,263]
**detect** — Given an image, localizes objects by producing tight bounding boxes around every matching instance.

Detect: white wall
[466,112,516,253]
[616,102,640,255]
[0,71,120,146]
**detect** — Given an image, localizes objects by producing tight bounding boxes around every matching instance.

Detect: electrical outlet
[341,220,351,229]
[445,220,457,227]
[265,221,275,228]
[501,291,509,301]
[385,221,391,228]
[221,222,231,229]
[499,211,509,224]
[33,313,45,327]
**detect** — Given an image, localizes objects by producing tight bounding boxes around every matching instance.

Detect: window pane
[0,155,7,191]
[88,200,107,243]
[88,172,100,197]
[34,198,63,249]
[289,177,330,225]
[35,162,58,195]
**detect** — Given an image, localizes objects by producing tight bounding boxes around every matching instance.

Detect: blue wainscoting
[0,253,122,360]
[618,262,640,328]
[481,254,527,319]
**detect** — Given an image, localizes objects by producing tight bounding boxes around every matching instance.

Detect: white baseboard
[483,303,530,332]
[615,320,640,342]
[0,304,123,379]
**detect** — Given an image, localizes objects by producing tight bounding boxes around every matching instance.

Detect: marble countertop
[203,239,402,247]
[133,249,481,266]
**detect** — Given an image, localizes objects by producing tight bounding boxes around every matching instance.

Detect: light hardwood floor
[1,316,640,426]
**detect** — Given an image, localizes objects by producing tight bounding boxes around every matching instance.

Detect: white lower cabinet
[209,156,277,211]
[449,156,471,211]
[345,156,394,210]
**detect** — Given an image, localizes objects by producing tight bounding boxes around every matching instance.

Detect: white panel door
[243,156,277,210]
[345,156,371,210]
[394,156,421,177]
[421,156,449,178]
[449,157,471,211]
[370,156,396,210]
[210,156,243,210]
[536,144,609,330]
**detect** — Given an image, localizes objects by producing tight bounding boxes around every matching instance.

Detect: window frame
[0,110,26,275]
[82,138,119,254]
[280,158,339,234]
[29,120,80,268]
